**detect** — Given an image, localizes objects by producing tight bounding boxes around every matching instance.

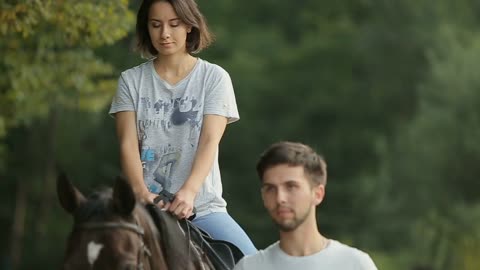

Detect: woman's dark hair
[135,0,214,57]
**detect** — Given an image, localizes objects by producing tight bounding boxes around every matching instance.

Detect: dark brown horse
[57,174,213,270]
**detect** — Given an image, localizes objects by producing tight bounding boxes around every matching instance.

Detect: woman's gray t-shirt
[109,58,239,216]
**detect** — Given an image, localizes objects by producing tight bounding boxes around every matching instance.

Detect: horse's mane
[146,204,205,270]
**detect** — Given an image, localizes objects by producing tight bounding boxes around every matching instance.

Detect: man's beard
[273,206,312,232]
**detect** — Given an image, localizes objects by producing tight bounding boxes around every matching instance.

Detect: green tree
[0,1,134,269]
[376,23,480,270]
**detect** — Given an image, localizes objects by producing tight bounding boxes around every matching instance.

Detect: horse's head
[57,173,163,270]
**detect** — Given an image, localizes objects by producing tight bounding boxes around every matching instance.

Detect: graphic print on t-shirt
[138,95,202,193]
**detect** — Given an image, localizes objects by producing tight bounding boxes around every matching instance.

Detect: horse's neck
[144,206,212,270]
[138,208,210,270]
[136,207,168,270]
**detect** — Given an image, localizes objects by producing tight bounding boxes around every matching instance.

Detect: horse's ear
[112,176,136,216]
[57,172,86,214]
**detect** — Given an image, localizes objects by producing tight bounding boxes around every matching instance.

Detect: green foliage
[0,0,133,172]
[413,204,480,270]
[0,0,134,127]
[374,13,480,269]
[1,0,132,45]
[3,49,116,123]
[0,1,134,268]
[385,25,480,211]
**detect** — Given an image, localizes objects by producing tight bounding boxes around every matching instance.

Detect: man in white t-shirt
[234,141,378,270]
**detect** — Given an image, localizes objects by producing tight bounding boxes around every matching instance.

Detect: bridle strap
[75,222,145,235]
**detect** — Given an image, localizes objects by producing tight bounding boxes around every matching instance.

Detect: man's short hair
[256,141,327,186]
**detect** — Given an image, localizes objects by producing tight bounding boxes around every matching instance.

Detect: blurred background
[1,0,480,269]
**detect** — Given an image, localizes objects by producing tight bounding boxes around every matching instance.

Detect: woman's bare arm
[168,114,228,218]
[115,111,155,202]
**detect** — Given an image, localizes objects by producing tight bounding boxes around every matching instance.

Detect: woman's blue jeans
[192,211,257,256]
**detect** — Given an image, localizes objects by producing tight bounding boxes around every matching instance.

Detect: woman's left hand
[168,187,197,219]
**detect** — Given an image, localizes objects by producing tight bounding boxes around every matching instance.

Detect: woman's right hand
[140,191,170,209]
[139,191,158,204]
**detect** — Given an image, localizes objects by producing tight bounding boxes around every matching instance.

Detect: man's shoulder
[233,242,279,270]
[327,240,378,269]
[328,239,368,256]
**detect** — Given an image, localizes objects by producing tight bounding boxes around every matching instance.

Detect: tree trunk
[35,107,58,241]
[10,182,27,270]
